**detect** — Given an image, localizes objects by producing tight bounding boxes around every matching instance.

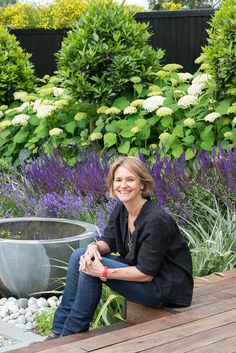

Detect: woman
[47,156,193,339]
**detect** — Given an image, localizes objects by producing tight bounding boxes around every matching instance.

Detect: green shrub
[200,0,236,97]
[56,0,164,105]
[0,26,36,104]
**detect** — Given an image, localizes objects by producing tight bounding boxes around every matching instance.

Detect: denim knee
[68,247,86,267]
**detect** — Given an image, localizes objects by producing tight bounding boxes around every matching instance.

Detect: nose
[121,180,127,188]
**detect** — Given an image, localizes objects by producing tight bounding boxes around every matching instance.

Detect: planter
[0,217,97,298]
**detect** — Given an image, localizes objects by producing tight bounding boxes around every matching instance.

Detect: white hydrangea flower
[13,91,28,101]
[143,96,166,112]
[204,112,221,122]
[156,107,173,117]
[177,95,198,108]
[36,105,55,119]
[12,114,30,126]
[0,111,3,118]
[53,87,65,97]
[33,99,42,112]
[177,72,193,82]
[123,106,137,115]
[49,128,63,136]
[187,84,204,96]
[192,73,211,86]
[18,102,31,112]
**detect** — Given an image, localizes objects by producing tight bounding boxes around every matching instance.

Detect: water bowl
[0,217,97,298]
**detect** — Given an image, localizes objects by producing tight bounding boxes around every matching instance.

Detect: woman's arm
[82,255,153,282]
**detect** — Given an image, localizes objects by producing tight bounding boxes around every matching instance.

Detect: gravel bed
[0,335,18,348]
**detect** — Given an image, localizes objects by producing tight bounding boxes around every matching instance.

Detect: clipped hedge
[0,26,35,104]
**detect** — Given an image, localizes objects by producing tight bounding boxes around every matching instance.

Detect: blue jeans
[52,248,161,336]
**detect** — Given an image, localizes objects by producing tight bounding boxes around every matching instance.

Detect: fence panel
[10,9,215,77]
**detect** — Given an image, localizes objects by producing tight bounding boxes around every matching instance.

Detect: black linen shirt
[99,200,193,307]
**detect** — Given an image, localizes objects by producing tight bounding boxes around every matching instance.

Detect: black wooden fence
[10,9,215,78]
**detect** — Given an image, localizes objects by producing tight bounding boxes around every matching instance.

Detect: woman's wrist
[87,241,100,251]
[100,266,108,281]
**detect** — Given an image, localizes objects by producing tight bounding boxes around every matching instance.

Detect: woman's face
[113,166,144,205]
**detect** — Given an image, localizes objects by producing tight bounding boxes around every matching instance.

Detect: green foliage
[34,286,125,336]
[91,286,125,329]
[56,0,164,105]
[1,67,236,164]
[148,0,216,10]
[0,26,36,104]
[200,0,236,98]
[35,308,56,336]
[179,197,236,277]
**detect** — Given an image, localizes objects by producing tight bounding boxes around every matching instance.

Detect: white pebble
[16,315,26,325]
[8,319,16,325]
[37,297,48,308]
[26,316,34,323]
[3,316,10,322]
[28,297,37,306]
[19,308,25,315]
[10,312,19,319]
[25,322,34,330]
[28,304,39,313]
[16,323,25,329]
[0,307,8,318]
[47,298,57,307]
[0,298,8,306]
[8,297,17,303]
[8,304,19,314]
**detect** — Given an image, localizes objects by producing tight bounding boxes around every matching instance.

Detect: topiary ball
[56,0,164,105]
[0,26,36,104]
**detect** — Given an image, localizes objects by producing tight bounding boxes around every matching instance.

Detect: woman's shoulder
[141,200,174,226]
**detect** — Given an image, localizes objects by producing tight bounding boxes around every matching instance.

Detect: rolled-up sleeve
[136,216,172,276]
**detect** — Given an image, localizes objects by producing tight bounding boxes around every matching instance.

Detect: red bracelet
[100,266,108,281]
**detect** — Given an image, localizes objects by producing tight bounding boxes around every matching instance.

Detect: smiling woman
[46,156,193,340]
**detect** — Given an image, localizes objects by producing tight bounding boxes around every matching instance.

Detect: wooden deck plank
[186,336,236,353]
[7,270,236,353]
[194,269,236,287]
[73,308,236,352]
[142,322,236,352]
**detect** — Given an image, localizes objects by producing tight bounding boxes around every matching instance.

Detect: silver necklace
[128,229,133,250]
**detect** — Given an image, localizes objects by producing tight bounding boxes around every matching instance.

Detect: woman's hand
[79,244,102,272]
[81,256,105,278]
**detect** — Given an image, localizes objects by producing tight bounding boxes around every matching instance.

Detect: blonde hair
[107,156,155,198]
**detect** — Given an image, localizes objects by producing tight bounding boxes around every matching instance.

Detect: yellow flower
[0,120,12,131]
[131,127,140,134]
[123,106,137,115]
[130,99,145,107]
[150,144,157,149]
[149,85,161,92]
[159,132,171,143]
[130,76,141,83]
[74,112,87,121]
[227,104,236,114]
[0,105,8,111]
[49,128,63,136]
[90,132,103,141]
[184,118,196,127]
[156,107,173,117]
[163,63,183,72]
[224,131,233,138]
[97,106,109,114]
[105,107,121,115]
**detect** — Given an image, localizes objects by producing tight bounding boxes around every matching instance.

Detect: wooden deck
[9,269,236,353]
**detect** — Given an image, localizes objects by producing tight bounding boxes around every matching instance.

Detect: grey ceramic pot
[0,217,97,298]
